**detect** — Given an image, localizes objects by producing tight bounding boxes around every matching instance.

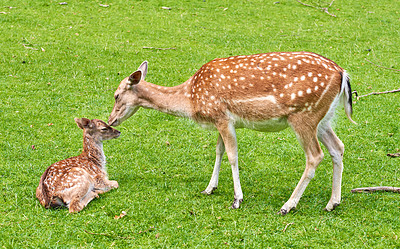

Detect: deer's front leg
[217,121,243,209]
[202,134,225,195]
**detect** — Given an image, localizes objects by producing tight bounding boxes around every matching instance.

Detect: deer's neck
[137,80,193,118]
[82,135,106,168]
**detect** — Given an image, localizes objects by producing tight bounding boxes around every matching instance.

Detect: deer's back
[189,52,343,125]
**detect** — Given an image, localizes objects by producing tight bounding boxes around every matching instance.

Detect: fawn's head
[75,118,121,141]
[108,61,148,127]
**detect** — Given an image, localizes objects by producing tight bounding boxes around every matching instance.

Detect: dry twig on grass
[282,222,294,232]
[365,58,400,72]
[296,0,337,17]
[142,46,176,50]
[352,89,400,99]
[351,187,400,193]
[387,153,400,158]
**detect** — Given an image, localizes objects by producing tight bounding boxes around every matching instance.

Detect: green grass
[1,0,400,247]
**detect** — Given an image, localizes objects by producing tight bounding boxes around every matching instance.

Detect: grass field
[1,0,400,248]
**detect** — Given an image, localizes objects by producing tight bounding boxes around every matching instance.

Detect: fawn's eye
[115,94,119,101]
[101,127,108,131]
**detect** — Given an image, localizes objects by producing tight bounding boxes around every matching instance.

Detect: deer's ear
[127,70,142,85]
[127,61,148,85]
[138,61,148,79]
[75,118,92,129]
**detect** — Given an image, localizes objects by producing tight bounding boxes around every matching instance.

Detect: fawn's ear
[75,118,92,129]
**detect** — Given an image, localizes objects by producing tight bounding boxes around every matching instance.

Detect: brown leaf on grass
[155,233,160,239]
[387,153,400,158]
[114,211,127,219]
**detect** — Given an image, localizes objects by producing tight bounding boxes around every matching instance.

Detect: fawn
[36,118,121,213]
[108,52,355,215]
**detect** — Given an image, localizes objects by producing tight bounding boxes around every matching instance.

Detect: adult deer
[108,52,355,215]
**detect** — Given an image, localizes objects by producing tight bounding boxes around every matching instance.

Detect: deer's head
[108,61,148,126]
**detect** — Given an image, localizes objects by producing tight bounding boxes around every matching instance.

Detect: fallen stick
[282,222,294,232]
[296,0,336,17]
[365,58,400,72]
[351,186,400,193]
[142,46,176,50]
[352,89,400,99]
[387,153,400,158]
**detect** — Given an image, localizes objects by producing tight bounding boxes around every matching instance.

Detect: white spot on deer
[221,74,226,79]
[292,65,297,70]
[280,93,284,98]
[291,93,296,100]
[260,76,264,80]
[298,91,303,97]
[300,75,305,81]
[240,77,246,81]
[294,77,298,82]
[315,86,319,91]
[297,60,302,65]
[313,77,318,82]
[320,82,325,87]
[306,88,312,94]
[308,72,313,77]
[233,95,277,104]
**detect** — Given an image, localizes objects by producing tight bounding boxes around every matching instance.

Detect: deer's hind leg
[317,122,344,211]
[55,168,97,213]
[280,115,324,215]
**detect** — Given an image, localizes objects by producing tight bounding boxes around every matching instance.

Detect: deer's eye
[115,94,120,101]
[101,127,108,131]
